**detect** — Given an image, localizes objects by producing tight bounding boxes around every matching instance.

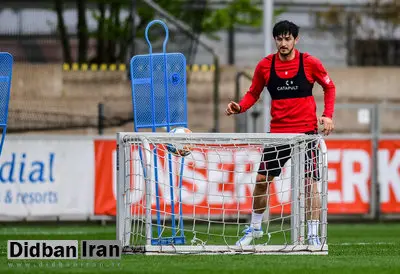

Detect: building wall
[8,63,400,135]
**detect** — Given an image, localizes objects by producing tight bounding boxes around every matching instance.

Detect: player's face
[274,33,298,56]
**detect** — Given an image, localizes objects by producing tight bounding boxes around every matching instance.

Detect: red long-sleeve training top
[239,49,336,133]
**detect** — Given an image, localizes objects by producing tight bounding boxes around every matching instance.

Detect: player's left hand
[319,116,334,136]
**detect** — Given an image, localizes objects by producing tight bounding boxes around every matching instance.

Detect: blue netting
[130,20,187,132]
[130,53,187,130]
[0,52,13,155]
[0,52,13,125]
[129,20,187,246]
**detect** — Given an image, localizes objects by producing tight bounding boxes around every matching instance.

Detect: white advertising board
[0,138,94,218]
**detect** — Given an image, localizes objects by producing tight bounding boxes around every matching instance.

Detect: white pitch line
[0,230,396,247]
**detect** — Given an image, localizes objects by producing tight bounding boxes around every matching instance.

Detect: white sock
[307,220,312,237]
[250,212,263,230]
[311,220,319,237]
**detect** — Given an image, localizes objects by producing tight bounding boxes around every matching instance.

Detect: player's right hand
[225,101,241,116]
[319,116,334,136]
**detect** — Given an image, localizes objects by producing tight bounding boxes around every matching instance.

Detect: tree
[314,0,400,65]
[77,0,88,63]
[55,0,72,64]
[316,0,400,37]
[56,0,282,64]
[202,0,263,35]
[199,0,285,64]
[89,0,133,63]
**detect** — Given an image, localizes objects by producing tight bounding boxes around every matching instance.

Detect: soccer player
[225,20,335,246]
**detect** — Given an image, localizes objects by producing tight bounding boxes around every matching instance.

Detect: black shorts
[257,131,320,180]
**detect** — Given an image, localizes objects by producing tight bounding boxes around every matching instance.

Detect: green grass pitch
[0,223,399,274]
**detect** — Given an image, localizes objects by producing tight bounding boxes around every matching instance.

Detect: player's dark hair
[272,20,299,38]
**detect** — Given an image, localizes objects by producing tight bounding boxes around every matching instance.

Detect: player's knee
[255,174,274,193]
[256,174,274,183]
[256,174,266,183]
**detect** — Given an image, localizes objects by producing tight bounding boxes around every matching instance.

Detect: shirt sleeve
[309,56,336,118]
[238,60,267,113]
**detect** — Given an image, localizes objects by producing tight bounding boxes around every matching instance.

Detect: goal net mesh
[116,133,328,255]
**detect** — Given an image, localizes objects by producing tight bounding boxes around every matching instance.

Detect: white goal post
[116,132,328,255]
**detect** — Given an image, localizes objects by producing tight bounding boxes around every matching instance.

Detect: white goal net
[116,132,328,255]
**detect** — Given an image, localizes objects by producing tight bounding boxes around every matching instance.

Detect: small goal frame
[116,132,328,255]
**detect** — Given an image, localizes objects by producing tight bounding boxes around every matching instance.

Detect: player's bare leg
[306,178,321,245]
[236,174,273,246]
[253,174,273,214]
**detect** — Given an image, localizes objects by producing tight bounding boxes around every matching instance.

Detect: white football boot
[235,226,264,247]
[308,235,322,246]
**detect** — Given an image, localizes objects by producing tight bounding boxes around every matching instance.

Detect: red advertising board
[324,140,371,214]
[94,140,117,215]
[379,140,400,213]
[93,139,400,216]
